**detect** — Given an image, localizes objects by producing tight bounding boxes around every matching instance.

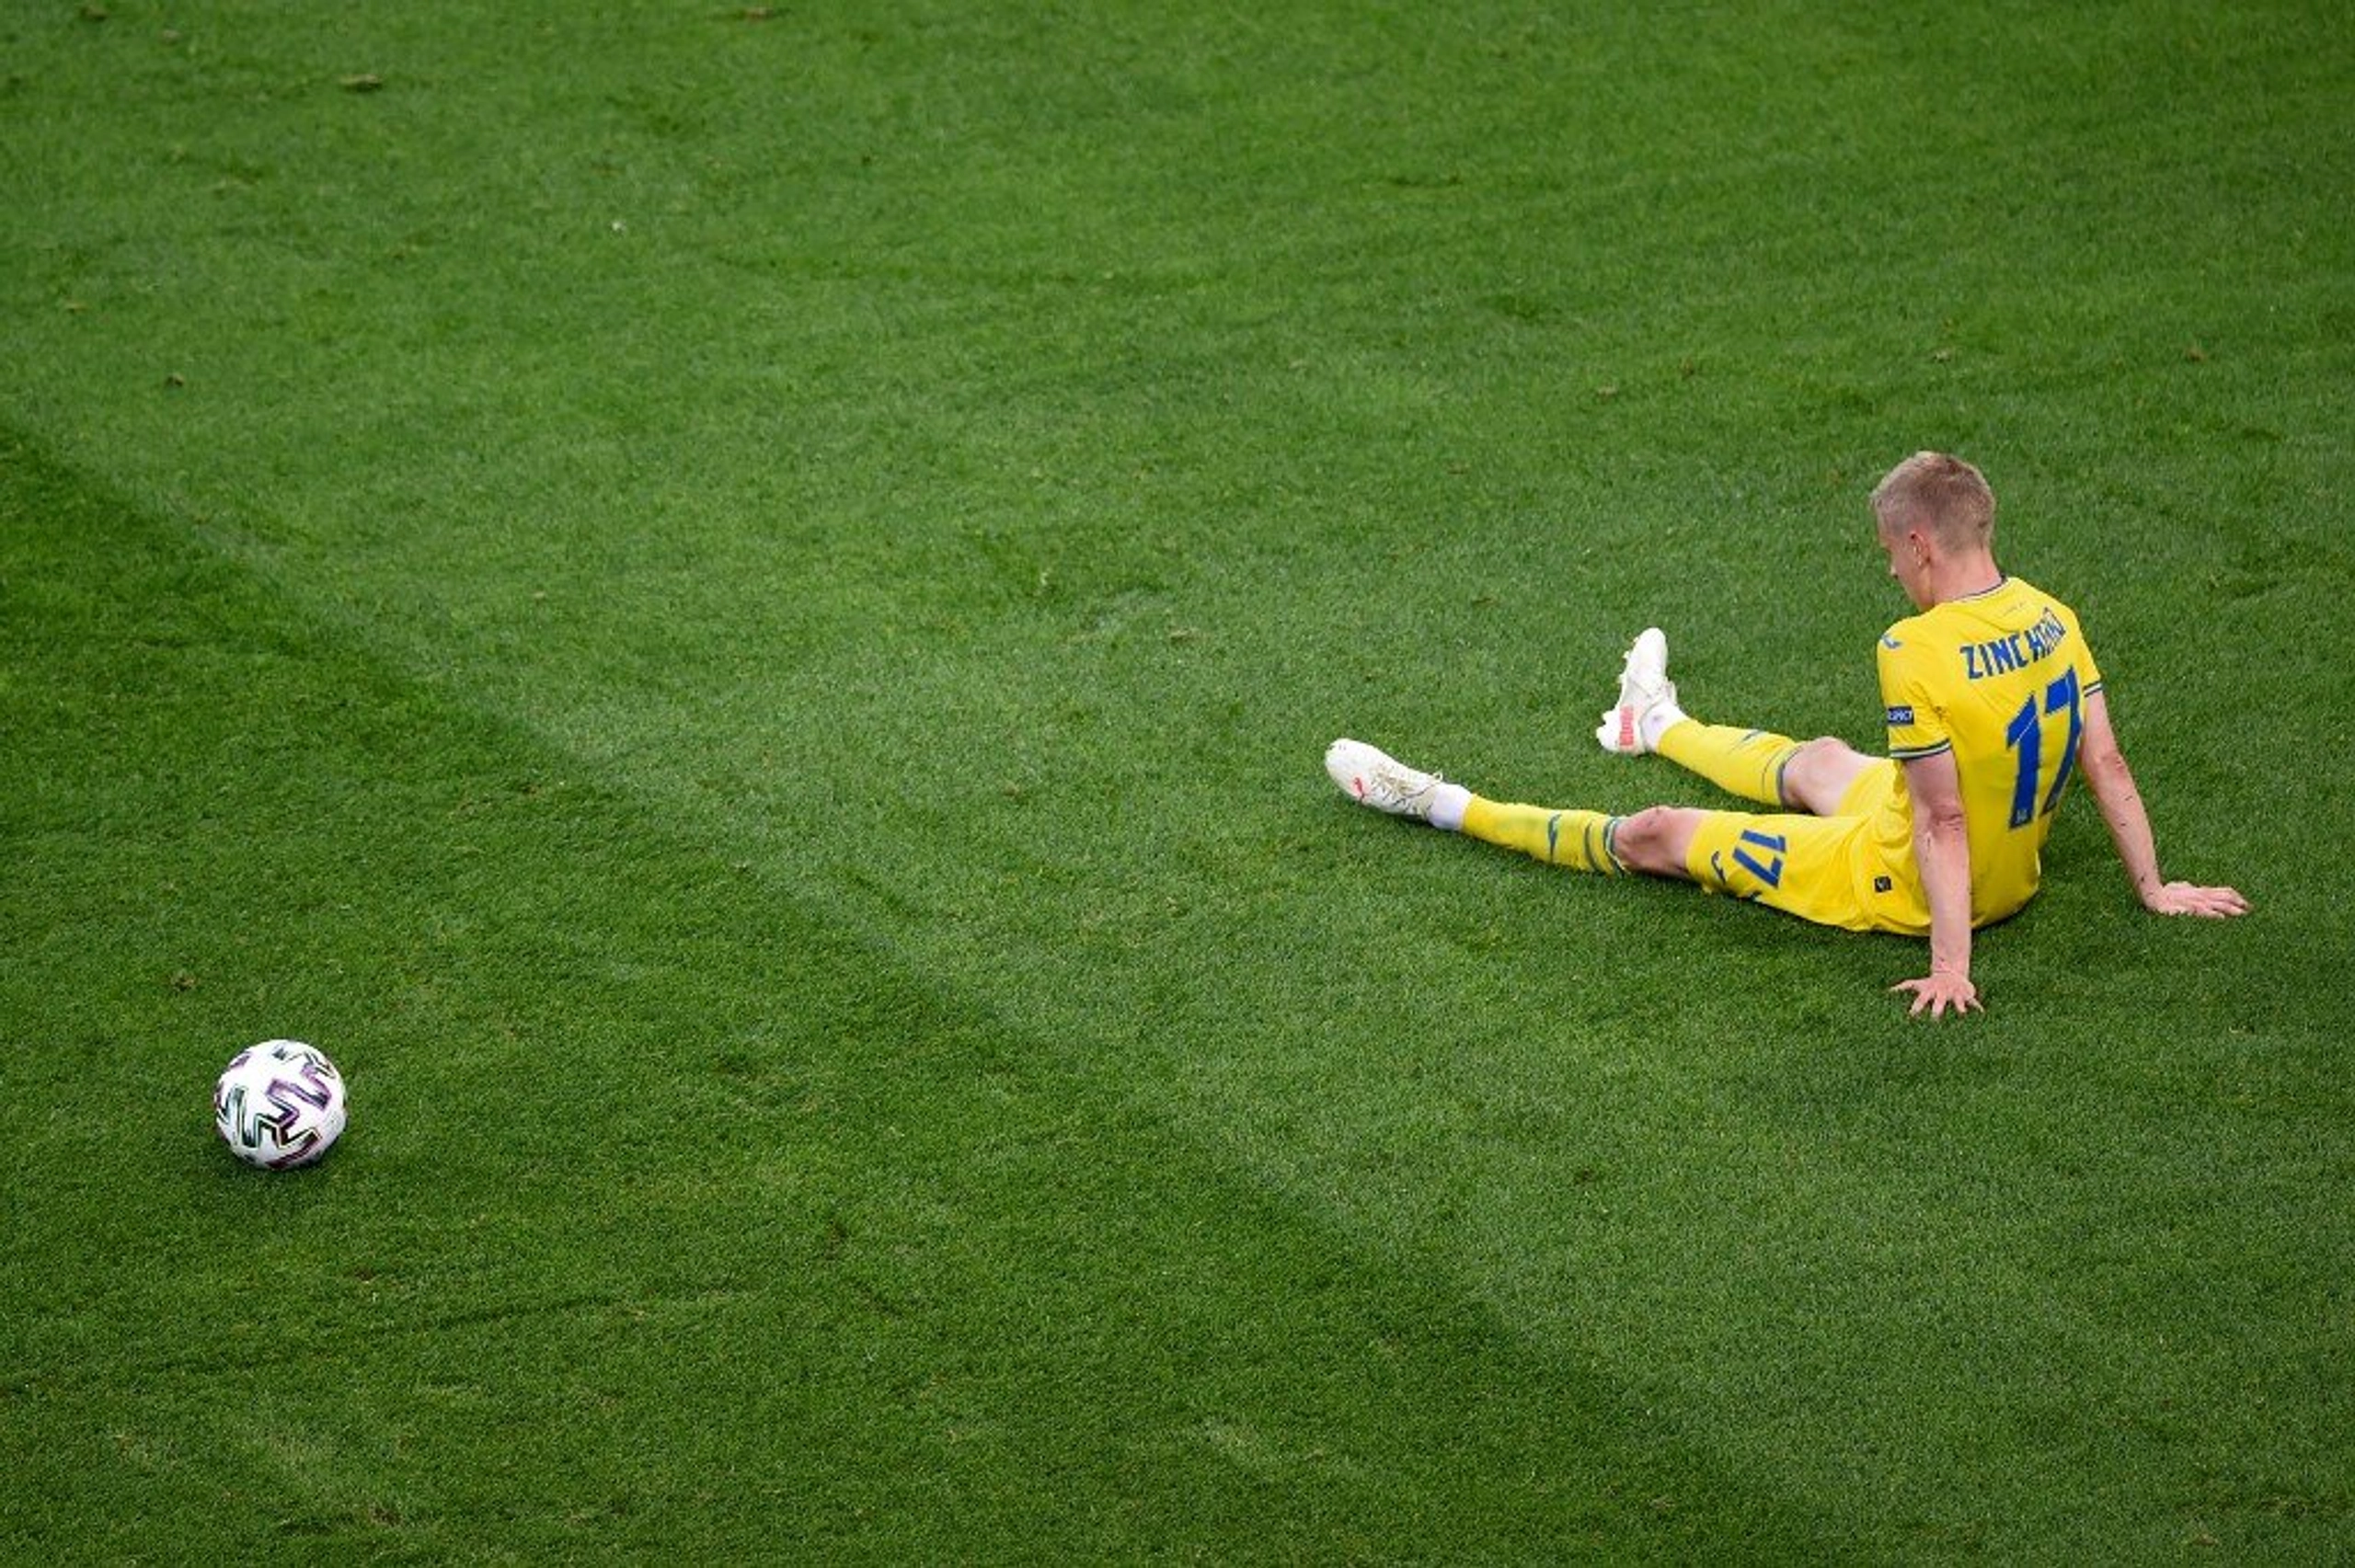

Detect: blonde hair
[1871,452,1994,547]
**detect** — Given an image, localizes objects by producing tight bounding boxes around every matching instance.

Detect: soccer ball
[213,1040,348,1169]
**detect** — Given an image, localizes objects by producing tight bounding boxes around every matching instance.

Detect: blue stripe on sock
[1601,816,1626,876]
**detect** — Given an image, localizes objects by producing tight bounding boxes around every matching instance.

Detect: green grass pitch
[4,2,2350,1561]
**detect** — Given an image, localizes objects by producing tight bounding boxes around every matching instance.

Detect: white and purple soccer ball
[213,1040,347,1169]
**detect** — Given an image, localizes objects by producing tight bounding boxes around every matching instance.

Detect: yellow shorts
[1681,761,1931,934]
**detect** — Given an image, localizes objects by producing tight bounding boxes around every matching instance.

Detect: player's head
[1871,452,1993,546]
[1870,452,1995,609]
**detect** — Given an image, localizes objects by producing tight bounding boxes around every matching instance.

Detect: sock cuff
[1430,783,1471,831]
[1641,703,1690,752]
[1600,814,1629,875]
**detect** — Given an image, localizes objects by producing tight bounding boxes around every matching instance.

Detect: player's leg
[1775,737,1879,816]
[1585,804,1707,878]
[1656,723,1808,806]
[1325,736,1912,933]
[1682,807,1893,931]
[1458,798,1713,878]
[1326,737,1914,933]
[1325,738,1701,880]
[1597,627,1876,814]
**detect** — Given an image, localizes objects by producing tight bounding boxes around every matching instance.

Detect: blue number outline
[2003,670,2083,830]
[1731,829,1787,887]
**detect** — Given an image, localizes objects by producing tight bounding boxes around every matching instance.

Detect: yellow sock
[1655,719,1801,807]
[1460,798,1626,875]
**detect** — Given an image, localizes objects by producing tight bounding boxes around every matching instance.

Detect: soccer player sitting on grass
[1326,452,2250,1018]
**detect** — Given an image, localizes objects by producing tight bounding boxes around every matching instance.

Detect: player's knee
[1783,737,1867,813]
[1614,806,1693,875]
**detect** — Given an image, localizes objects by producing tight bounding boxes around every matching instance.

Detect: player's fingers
[2171,885,2251,917]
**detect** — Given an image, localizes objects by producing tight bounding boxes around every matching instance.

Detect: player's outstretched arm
[2076,688,2251,918]
[1890,750,1982,1019]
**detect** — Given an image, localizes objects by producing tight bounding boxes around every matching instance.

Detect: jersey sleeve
[2062,604,2104,696]
[1877,629,1950,760]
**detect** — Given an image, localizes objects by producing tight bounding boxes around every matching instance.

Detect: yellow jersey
[1870,577,2104,925]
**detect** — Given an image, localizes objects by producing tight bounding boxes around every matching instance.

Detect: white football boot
[1326,738,1446,821]
[1594,626,1678,755]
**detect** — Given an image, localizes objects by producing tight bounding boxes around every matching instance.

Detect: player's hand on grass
[2142,881,2251,918]
[1890,968,1981,1020]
